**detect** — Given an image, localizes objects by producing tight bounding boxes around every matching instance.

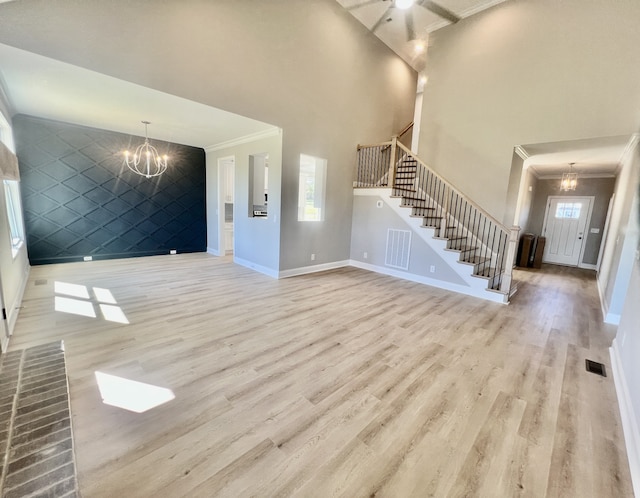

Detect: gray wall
[206,133,282,273]
[350,195,466,285]
[417,0,640,222]
[526,177,615,266]
[0,0,417,273]
[517,169,537,233]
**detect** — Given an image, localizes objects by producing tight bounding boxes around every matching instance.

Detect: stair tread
[433,236,467,241]
[445,245,478,253]
[459,256,491,265]
[474,267,501,277]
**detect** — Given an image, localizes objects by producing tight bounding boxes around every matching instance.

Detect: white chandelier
[560,162,578,191]
[123,121,168,178]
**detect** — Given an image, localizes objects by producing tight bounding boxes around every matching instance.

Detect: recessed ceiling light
[414,40,427,54]
[396,0,415,10]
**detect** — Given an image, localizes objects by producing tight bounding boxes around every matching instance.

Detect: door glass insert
[555,202,581,219]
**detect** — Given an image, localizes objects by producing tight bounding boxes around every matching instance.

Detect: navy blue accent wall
[14,115,206,265]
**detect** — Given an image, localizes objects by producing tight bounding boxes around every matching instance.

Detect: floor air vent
[585,359,607,377]
[35,279,47,286]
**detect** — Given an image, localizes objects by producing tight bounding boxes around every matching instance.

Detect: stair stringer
[355,188,509,304]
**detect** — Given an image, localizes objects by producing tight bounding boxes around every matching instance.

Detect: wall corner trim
[207,247,221,256]
[596,273,611,323]
[610,339,640,497]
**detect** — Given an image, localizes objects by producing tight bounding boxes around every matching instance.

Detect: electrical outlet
[311,253,316,261]
[430,265,436,273]
[364,252,368,259]
[170,249,177,255]
[84,256,92,262]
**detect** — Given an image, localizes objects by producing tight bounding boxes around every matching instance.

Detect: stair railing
[355,138,520,294]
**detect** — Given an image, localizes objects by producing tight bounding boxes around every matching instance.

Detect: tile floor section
[0,341,78,497]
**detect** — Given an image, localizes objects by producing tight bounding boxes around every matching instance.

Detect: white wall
[598,139,640,323]
[0,102,30,350]
[612,256,640,495]
[418,0,640,222]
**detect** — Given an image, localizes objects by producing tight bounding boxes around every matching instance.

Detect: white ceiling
[0,43,279,150]
[335,0,509,70]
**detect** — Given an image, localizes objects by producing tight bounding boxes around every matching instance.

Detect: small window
[555,202,581,219]
[298,154,326,222]
[4,180,25,257]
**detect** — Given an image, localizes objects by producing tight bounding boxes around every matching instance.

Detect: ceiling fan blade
[347,0,386,11]
[418,0,460,23]
[371,5,394,33]
[405,10,416,41]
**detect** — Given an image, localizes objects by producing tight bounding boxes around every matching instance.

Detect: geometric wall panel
[14,115,206,265]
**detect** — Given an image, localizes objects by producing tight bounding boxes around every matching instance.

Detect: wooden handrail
[395,141,511,234]
[357,141,392,150]
[395,121,414,138]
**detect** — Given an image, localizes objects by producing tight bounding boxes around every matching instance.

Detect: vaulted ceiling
[335,0,510,69]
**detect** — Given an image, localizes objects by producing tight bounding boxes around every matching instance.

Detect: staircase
[355,137,519,302]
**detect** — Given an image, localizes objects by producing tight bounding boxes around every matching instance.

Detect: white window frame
[0,111,15,153]
[4,180,25,258]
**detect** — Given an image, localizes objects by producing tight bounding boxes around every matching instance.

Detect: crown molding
[205,127,281,153]
[536,172,617,181]
[514,145,530,161]
[619,133,640,164]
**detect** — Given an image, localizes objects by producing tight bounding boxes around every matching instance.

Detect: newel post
[499,225,521,295]
[388,136,398,188]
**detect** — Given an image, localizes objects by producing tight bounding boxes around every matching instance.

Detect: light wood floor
[8,254,633,497]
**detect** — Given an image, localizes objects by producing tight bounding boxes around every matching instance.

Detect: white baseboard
[349,260,507,304]
[578,262,598,270]
[2,261,30,353]
[279,260,350,278]
[233,256,279,278]
[610,339,640,497]
[207,247,221,256]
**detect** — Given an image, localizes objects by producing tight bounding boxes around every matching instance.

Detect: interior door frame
[217,156,235,256]
[541,195,595,268]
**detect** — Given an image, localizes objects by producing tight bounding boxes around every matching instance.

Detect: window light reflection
[54,296,96,318]
[93,287,116,304]
[95,371,175,413]
[99,304,129,324]
[54,281,90,299]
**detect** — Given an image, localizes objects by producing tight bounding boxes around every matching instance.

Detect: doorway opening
[541,196,594,266]
[218,156,235,256]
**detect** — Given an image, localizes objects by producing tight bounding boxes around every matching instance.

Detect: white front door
[542,196,593,266]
